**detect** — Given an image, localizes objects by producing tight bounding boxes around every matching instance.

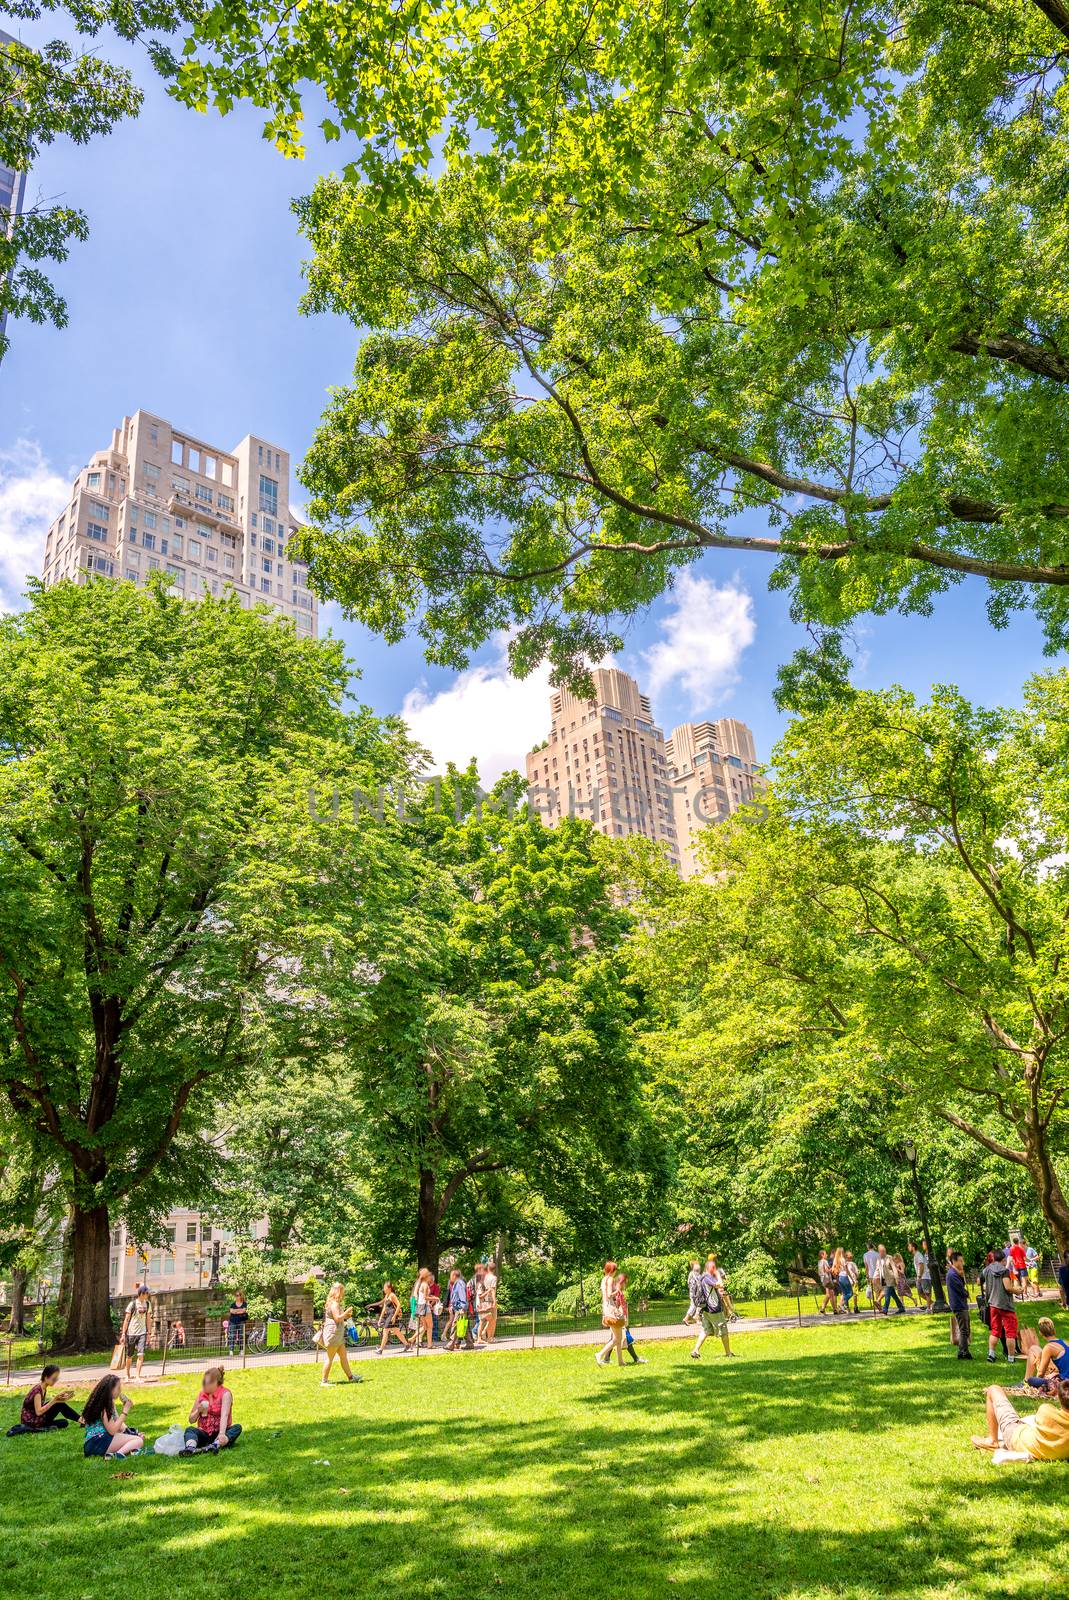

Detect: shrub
[725,1248,783,1302]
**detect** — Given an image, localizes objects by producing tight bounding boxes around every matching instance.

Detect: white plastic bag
[153,1424,186,1457]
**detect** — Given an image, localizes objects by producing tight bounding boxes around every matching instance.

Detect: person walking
[876,1246,904,1315]
[226,1291,249,1354]
[319,1282,361,1385]
[376,1281,411,1353]
[596,1261,627,1367]
[894,1253,917,1307]
[445,1269,473,1350]
[1024,1241,1041,1300]
[683,1260,702,1325]
[120,1286,152,1381]
[946,1251,973,1360]
[981,1248,1020,1365]
[817,1249,837,1314]
[862,1243,880,1309]
[835,1248,852,1313]
[911,1242,933,1311]
[845,1252,860,1313]
[476,1267,498,1345]
[689,1256,734,1361]
[5,1365,81,1435]
[615,1272,648,1364]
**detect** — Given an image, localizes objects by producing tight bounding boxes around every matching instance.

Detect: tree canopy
[633,671,1069,1251]
[0,576,415,1346]
[148,0,1069,688]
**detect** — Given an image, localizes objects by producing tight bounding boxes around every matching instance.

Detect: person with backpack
[683,1260,702,1325]
[689,1256,734,1361]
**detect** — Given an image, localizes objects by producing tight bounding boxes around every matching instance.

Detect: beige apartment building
[525,667,682,869]
[525,668,764,876]
[665,717,766,876]
[41,409,318,636]
[109,1211,270,1298]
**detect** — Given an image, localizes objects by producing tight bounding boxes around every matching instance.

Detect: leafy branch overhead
[160,0,1069,686]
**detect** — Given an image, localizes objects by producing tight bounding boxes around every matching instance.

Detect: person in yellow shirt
[972,1378,1069,1460]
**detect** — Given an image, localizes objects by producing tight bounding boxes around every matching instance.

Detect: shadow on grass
[0,1330,1064,1600]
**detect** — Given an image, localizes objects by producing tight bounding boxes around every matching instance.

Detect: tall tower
[525,666,681,869]
[40,409,318,636]
[665,717,765,877]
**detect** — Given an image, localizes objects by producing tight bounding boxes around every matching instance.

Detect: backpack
[695,1275,723,1316]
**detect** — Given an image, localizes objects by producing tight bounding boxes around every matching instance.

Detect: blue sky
[0,21,1058,780]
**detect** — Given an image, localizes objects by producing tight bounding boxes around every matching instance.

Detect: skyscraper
[40,410,318,636]
[525,666,681,868]
[665,717,766,877]
[0,29,29,350]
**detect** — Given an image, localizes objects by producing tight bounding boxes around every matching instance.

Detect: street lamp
[902,1142,947,1311]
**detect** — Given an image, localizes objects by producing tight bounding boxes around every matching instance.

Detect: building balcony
[167,491,241,532]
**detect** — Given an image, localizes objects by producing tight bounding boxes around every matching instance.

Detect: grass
[1,1314,1065,1600]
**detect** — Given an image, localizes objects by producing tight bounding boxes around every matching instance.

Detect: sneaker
[986,1353,997,1363]
[962,1352,974,1361]
[689,1351,700,1361]
[347,1375,363,1383]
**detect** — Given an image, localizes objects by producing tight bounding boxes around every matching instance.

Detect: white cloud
[0,440,68,612]
[640,571,756,709]
[401,635,553,785]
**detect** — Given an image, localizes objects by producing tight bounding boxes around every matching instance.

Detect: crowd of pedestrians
[369,1262,501,1359]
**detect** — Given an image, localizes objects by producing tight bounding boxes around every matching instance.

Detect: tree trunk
[60,1201,115,1351]
[55,1214,74,1327]
[415,1168,440,1276]
[1027,1138,1069,1257]
[6,1266,27,1335]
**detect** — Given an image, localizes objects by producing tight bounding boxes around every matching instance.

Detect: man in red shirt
[1010,1238,1028,1276]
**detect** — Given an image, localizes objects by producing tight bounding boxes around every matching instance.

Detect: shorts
[84,1426,136,1458]
[1028,1268,1040,1284]
[989,1390,1022,1449]
[700,1310,727,1337]
[126,1333,146,1358]
[989,1307,1019,1341]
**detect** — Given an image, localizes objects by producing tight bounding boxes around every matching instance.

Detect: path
[3,1301,949,1387]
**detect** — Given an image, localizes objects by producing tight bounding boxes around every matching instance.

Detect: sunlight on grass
[1,1318,1064,1600]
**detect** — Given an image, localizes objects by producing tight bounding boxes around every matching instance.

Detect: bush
[725,1248,782,1302]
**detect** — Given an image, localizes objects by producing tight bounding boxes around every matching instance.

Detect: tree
[337,770,660,1275]
[0,576,415,1348]
[634,672,1069,1250]
[217,1066,365,1309]
[0,4,199,361]
[160,1,1069,687]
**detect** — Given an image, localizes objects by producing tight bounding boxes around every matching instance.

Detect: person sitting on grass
[183,1365,242,1453]
[81,1374,144,1459]
[6,1365,81,1435]
[972,1379,1069,1461]
[1021,1318,1069,1391]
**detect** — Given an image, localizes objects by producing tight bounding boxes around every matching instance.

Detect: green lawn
[1,1316,1064,1600]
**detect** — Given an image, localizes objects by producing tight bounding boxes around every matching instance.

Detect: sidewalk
[3,1301,947,1387]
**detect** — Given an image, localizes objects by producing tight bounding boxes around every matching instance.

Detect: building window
[218,492,234,512]
[111,1258,118,1278]
[262,558,272,574]
[186,1222,197,1242]
[171,440,183,465]
[163,1256,176,1275]
[141,533,156,552]
[223,553,234,570]
[88,500,109,520]
[261,578,271,592]
[185,1253,197,1272]
[188,540,201,561]
[196,485,212,505]
[144,510,157,530]
[188,447,200,473]
[220,461,234,488]
[258,475,278,516]
[143,462,160,484]
[87,471,101,489]
[87,523,108,543]
[149,1256,161,1275]
[203,454,217,479]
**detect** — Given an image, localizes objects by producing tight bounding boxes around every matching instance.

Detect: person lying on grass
[972,1379,1069,1461]
[1020,1318,1069,1391]
[182,1365,241,1454]
[5,1364,82,1436]
[81,1374,144,1459]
